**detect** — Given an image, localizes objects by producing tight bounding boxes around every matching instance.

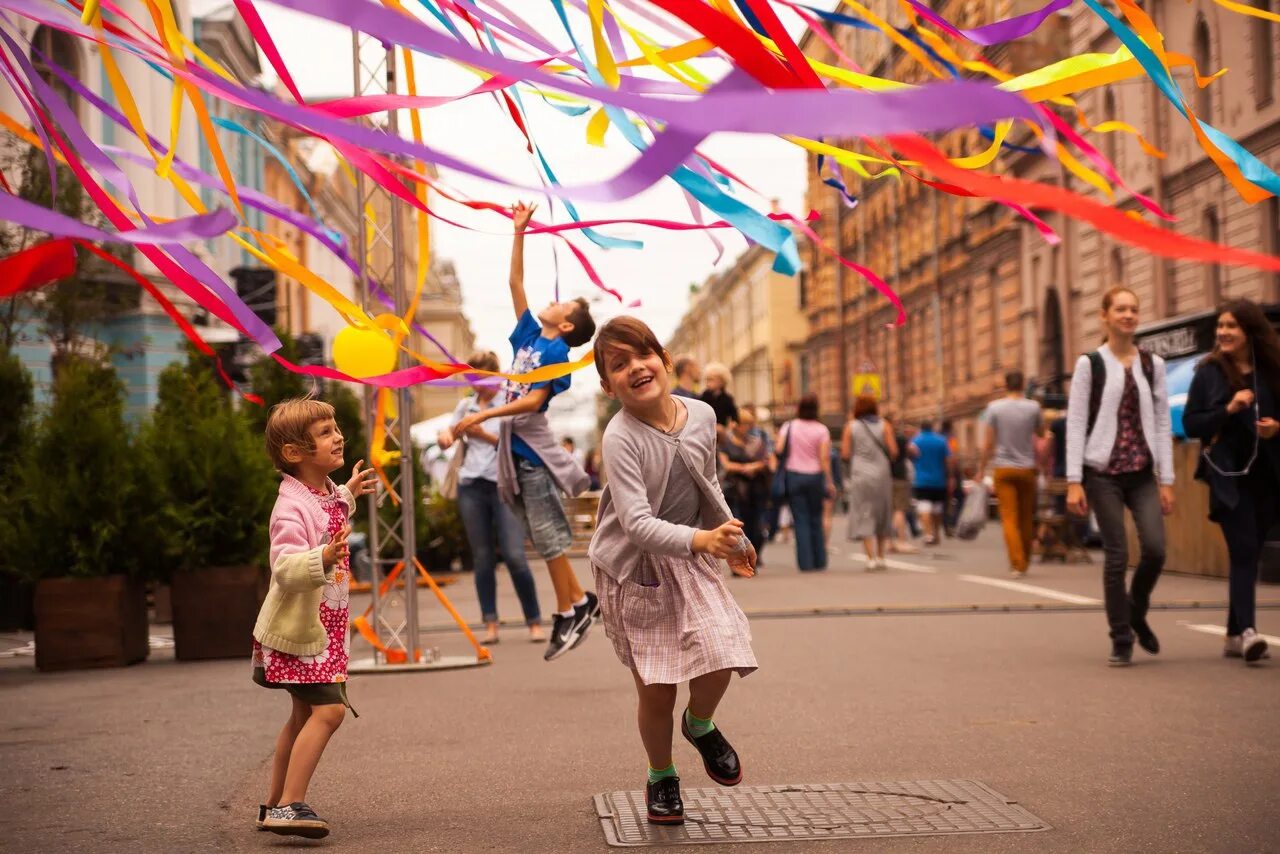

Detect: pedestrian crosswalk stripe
[848,554,937,573]
[957,574,1101,605]
[1178,622,1280,645]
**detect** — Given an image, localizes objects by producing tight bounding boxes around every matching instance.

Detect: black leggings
[1216,470,1279,636]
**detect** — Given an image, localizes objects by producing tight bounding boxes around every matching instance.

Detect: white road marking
[957,574,1101,605]
[848,553,937,574]
[1178,622,1280,646]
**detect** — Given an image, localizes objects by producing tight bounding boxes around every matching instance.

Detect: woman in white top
[1065,287,1174,667]
[438,351,544,645]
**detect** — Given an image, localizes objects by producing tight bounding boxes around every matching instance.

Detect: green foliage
[137,349,277,576]
[246,327,309,435]
[420,489,470,572]
[0,344,34,482]
[5,359,141,580]
[324,381,366,485]
[8,145,136,359]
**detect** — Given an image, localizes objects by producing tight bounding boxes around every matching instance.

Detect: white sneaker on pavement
[1241,629,1269,664]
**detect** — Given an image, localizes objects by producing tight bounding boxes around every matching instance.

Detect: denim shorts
[511,459,574,559]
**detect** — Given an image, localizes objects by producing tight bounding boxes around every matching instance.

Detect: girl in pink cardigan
[252,398,376,839]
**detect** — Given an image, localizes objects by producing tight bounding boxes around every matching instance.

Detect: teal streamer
[546,0,800,274]
[1083,0,1280,196]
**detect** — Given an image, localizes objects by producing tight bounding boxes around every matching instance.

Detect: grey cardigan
[589,398,742,582]
[496,411,590,504]
[1065,344,1174,485]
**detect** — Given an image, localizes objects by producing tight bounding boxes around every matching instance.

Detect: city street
[2,525,1277,853]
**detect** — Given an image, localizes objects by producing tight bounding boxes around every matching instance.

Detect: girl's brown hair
[1202,299,1280,400]
[265,397,336,473]
[466,349,500,373]
[592,315,667,380]
[1101,285,1138,313]
[852,395,879,419]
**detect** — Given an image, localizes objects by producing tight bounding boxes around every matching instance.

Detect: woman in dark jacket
[1183,299,1280,664]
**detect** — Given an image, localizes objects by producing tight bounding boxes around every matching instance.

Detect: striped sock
[648,763,677,784]
[684,708,716,738]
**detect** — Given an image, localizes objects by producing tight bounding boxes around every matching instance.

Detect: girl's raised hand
[694,519,745,559]
[346,459,378,498]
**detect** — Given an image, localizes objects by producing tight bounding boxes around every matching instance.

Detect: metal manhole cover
[593,780,1049,847]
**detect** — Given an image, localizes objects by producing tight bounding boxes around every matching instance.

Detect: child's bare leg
[546,553,584,613]
[631,671,678,769]
[687,669,733,720]
[279,703,345,805]
[265,697,311,807]
[862,538,876,561]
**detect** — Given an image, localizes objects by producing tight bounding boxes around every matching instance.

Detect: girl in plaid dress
[589,317,758,826]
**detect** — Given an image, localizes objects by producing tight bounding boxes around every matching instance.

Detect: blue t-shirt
[503,310,571,465]
[911,430,951,490]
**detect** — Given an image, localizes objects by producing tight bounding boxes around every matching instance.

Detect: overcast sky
[254,2,826,357]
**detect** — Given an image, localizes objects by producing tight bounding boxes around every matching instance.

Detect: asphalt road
[2,526,1277,853]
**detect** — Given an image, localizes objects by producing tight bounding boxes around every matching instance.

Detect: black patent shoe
[646,776,684,824]
[1130,614,1160,655]
[681,714,742,786]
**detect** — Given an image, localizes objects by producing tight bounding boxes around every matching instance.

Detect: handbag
[440,440,465,500]
[770,422,791,499]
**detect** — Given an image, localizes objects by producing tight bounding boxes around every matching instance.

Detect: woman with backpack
[841,396,898,570]
[1183,299,1278,665]
[1066,286,1175,667]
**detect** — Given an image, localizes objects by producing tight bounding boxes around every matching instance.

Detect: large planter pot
[34,575,148,672]
[171,565,267,661]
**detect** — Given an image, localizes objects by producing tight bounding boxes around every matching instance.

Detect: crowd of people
[243,204,1275,840]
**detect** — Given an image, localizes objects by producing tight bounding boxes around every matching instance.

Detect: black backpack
[1086,349,1155,438]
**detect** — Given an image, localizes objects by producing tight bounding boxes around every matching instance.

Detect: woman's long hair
[1202,299,1280,400]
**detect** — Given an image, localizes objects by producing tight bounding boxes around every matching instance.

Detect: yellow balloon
[333,326,397,378]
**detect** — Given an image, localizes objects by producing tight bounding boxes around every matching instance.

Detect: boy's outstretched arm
[509,201,536,319]
[448,386,550,440]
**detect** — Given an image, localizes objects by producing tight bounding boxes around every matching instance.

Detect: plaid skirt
[593,552,757,686]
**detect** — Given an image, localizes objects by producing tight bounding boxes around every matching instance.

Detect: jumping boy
[449,201,598,661]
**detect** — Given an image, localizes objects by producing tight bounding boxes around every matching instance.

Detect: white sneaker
[1241,629,1269,664]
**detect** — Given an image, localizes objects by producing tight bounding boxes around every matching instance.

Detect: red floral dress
[251,485,350,684]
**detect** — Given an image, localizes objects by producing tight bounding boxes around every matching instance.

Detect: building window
[990,264,1002,368]
[799,353,812,395]
[30,25,80,117]
[1255,0,1275,106]
[1266,196,1280,299]
[1194,17,1213,121]
[1204,208,1222,304]
[798,270,809,310]
[1103,89,1119,169]
[1110,247,1125,286]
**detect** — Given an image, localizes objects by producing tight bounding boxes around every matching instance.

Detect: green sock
[684,708,716,738]
[648,763,677,784]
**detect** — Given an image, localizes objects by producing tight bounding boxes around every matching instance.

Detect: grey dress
[846,417,894,540]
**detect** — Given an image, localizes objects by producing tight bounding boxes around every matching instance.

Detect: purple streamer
[904,0,1073,46]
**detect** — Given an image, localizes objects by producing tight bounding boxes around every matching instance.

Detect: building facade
[799,0,1280,454]
[666,242,808,421]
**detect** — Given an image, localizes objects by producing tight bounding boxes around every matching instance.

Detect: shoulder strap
[859,419,891,461]
[1140,350,1155,387]
[1086,351,1106,438]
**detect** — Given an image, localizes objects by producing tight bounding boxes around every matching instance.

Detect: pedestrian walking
[1183,299,1278,664]
[439,350,545,646]
[719,406,771,566]
[672,354,702,399]
[1066,286,1175,667]
[700,362,738,428]
[778,393,835,571]
[589,316,758,826]
[448,202,599,662]
[978,371,1044,576]
[909,422,952,546]
[841,395,898,570]
[251,398,378,839]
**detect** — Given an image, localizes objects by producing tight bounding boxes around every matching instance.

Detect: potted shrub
[0,345,35,631]
[140,351,277,661]
[7,359,148,671]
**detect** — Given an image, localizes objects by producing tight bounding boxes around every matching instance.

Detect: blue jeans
[457,478,542,625]
[787,472,828,571]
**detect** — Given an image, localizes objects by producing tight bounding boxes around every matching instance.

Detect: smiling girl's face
[599,343,672,410]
